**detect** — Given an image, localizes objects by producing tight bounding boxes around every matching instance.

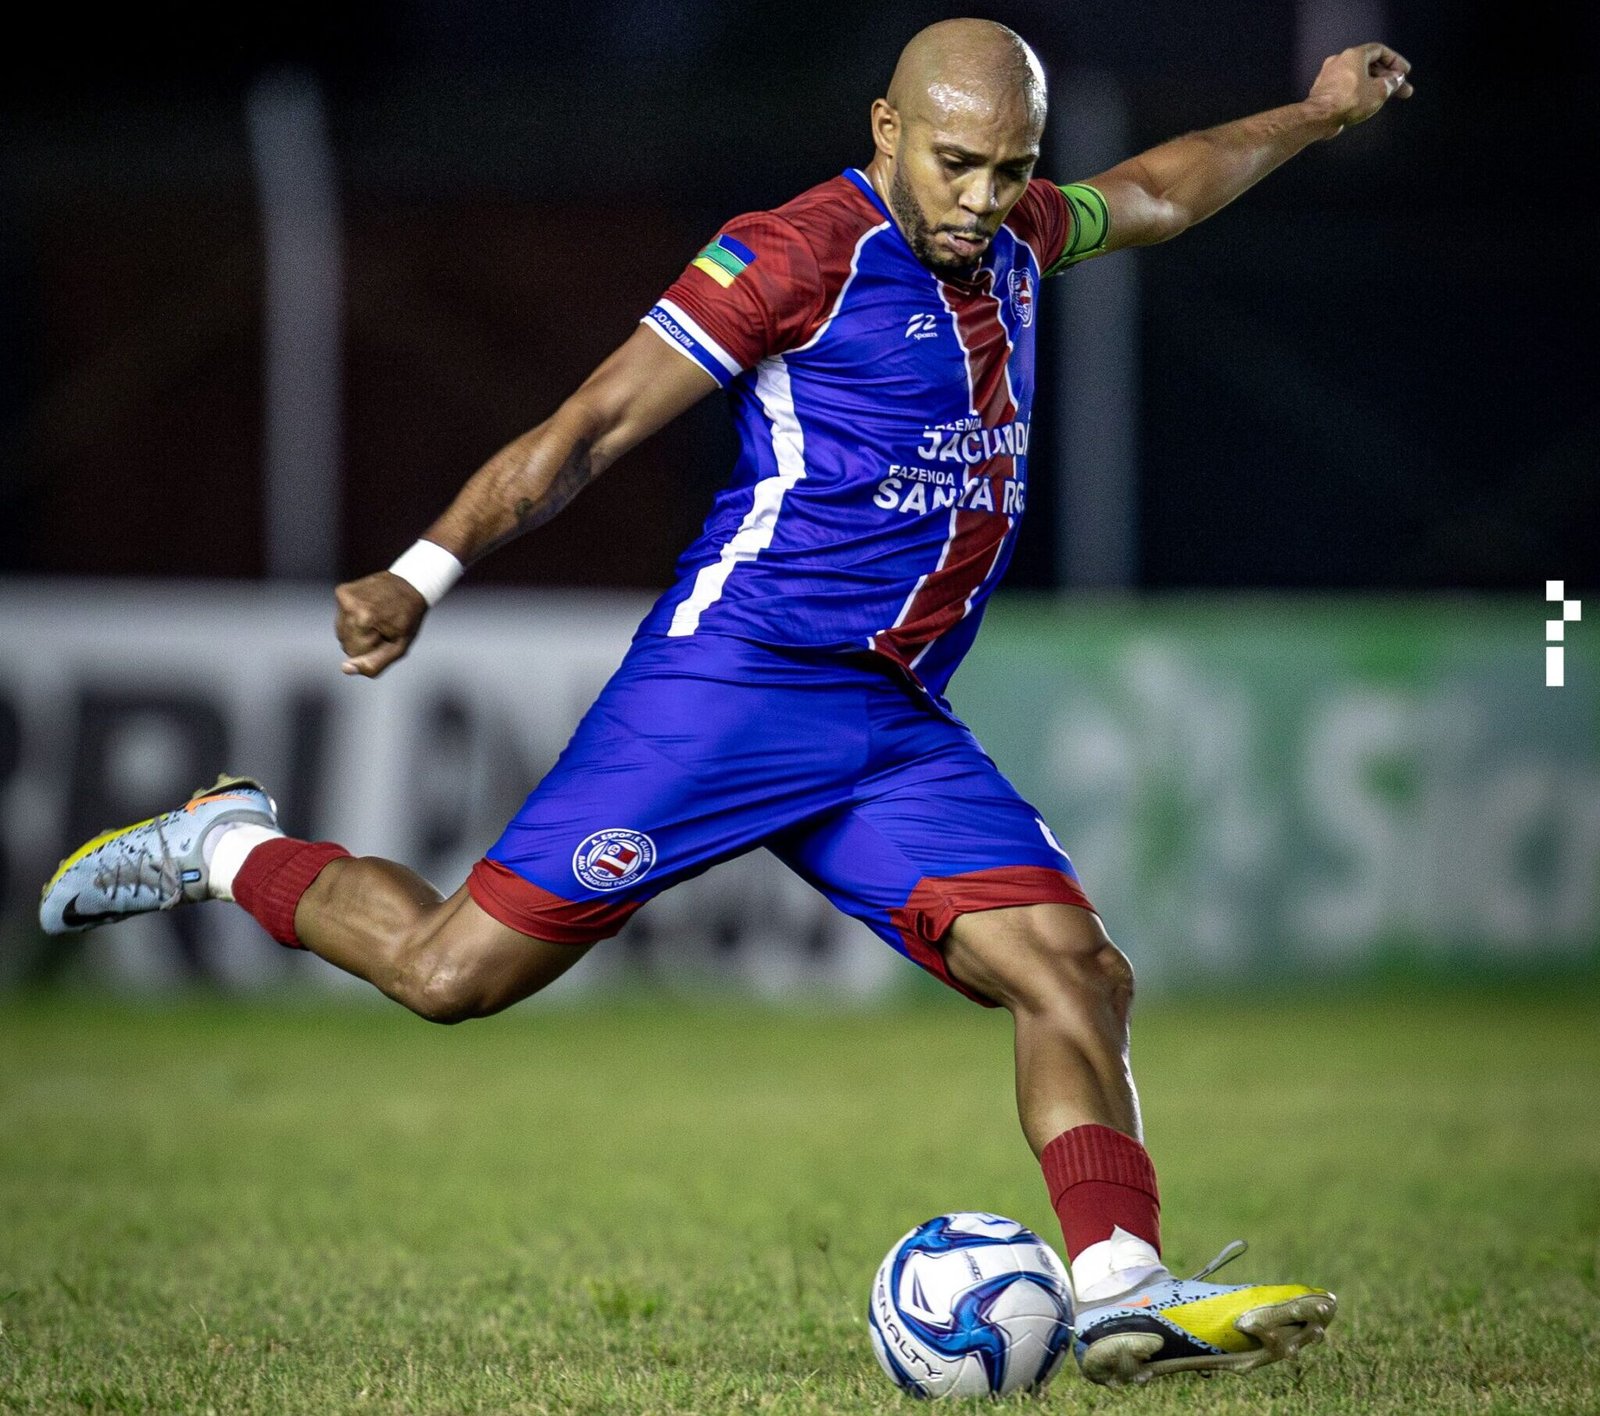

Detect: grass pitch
[1,984,1597,1414]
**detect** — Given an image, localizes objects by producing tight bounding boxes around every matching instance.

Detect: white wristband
[388,540,465,606]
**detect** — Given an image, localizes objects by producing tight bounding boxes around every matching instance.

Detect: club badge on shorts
[572,828,657,891]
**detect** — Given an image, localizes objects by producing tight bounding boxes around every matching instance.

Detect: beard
[887,162,990,276]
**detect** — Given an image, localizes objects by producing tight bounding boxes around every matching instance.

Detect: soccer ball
[868,1212,1074,1398]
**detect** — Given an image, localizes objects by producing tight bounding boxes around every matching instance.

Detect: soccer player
[41,20,1412,1388]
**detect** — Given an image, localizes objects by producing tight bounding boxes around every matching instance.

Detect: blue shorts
[467,634,1092,1003]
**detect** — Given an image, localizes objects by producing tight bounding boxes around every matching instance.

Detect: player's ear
[870,98,900,160]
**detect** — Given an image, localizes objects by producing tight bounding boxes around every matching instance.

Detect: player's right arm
[335,326,718,678]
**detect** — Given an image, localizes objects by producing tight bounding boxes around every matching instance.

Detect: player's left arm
[1070,43,1413,259]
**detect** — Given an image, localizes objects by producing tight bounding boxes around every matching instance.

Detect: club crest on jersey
[1008,269,1034,327]
[572,828,657,891]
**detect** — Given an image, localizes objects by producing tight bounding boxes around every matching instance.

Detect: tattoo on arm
[513,440,596,533]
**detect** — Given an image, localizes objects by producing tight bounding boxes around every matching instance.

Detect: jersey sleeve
[1007,178,1111,277]
[642,212,827,386]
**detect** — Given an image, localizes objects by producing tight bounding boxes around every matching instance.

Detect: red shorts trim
[467,859,643,945]
[890,865,1096,1007]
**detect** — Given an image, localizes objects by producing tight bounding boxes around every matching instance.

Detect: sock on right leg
[1041,1124,1166,1304]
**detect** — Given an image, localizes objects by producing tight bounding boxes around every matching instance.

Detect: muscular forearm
[333,403,608,678]
[1093,45,1412,252]
[419,400,612,565]
[406,325,717,568]
[334,323,719,678]
[1128,100,1341,240]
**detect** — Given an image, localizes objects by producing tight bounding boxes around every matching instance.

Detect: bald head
[885,19,1047,137]
[866,20,1047,275]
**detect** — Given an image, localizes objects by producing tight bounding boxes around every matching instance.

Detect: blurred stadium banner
[961,598,1598,988]
[2,585,1594,997]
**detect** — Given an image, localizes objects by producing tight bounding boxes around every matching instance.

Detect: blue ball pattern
[869,1213,1073,1398]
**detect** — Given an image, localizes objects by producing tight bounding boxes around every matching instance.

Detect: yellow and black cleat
[1073,1242,1336,1387]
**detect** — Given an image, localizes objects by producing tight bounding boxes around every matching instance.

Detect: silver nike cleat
[39,775,278,934]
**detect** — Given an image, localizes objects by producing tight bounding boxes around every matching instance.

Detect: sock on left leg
[1041,1124,1166,1304]
[231,837,352,948]
[206,824,285,902]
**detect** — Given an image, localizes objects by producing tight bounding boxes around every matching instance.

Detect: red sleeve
[642,212,826,385]
[1004,179,1072,272]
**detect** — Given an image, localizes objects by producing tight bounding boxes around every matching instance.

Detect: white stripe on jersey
[666,220,889,638]
[653,297,742,377]
[667,355,807,637]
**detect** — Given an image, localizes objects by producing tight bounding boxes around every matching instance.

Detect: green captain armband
[1044,183,1111,275]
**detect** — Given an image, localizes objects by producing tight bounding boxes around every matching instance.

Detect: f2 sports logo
[905,312,939,341]
[1547,581,1583,687]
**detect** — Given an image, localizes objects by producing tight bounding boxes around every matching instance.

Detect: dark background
[2,1,1594,592]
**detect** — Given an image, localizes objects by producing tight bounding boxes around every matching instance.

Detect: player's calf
[945,902,1140,1145]
[284,861,591,1022]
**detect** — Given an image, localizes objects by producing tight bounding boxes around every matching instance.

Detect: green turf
[2,986,1597,1413]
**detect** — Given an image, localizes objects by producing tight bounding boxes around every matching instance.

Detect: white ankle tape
[207,824,285,902]
[1070,1227,1167,1305]
[389,540,465,606]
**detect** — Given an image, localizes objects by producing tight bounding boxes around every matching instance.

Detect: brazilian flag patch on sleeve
[692,233,757,288]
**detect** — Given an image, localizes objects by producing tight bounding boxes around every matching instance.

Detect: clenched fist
[335,572,428,678]
[1308,43,1414,133]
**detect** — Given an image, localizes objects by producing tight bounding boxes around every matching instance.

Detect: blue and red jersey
[639,169,1099,697]
[468,174,1109,970]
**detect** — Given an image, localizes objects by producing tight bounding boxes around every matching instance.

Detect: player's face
[888,98,1041,275]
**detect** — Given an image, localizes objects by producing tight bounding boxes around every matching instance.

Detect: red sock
[232,838,351,948]
[1040,1124,1162,1263]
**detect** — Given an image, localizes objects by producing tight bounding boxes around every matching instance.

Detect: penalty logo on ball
[572,828,656,891]
[868,1212,1073,1399]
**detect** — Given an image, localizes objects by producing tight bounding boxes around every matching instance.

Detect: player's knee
[1012,908,1134,1018]
[1089,935,1136,1015]
[395,953,488,1026]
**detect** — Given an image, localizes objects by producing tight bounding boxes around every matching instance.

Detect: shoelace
[89,818,182,910]
[1189,1238,1248,1282]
